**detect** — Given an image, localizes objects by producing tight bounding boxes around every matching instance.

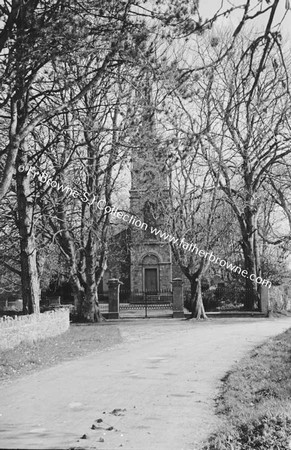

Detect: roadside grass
[0,324,122,383]
[204,327,291,449]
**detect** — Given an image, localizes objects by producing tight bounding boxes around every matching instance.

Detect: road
[0,317,291,450]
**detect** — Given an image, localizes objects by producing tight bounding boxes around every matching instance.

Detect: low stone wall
[261,284,291,315]
[0,308,70,351]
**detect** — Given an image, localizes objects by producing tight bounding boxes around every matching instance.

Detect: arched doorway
[142,254,159,292]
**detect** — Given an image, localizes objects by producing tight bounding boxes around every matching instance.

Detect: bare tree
[28,61,137,321]
[163,125,236,319]
[194,34,291,308]
[0,0,166,314]
[1,0,289,315]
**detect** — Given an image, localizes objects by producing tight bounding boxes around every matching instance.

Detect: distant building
[128,145,173,292]
[103,73,188,295]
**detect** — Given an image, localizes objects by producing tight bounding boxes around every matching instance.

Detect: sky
[196,1,291,268]
[198,0,291,41]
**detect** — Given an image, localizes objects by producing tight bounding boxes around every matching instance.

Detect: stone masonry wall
[0,308,70,351]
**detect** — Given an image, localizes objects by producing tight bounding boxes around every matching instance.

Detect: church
[129,148,173,293]
[102,141,186,296]
[102,73,188,296]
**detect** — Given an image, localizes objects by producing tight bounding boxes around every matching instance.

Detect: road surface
[0,317,291,450]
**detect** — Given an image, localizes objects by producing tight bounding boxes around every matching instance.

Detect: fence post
[260,286,269,316]
[172,278,184,318]
[108,279,121,319]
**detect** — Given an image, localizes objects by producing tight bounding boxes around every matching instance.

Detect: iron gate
[119,290,173,318]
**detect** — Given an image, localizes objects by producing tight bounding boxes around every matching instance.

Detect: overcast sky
[198,0,291,40]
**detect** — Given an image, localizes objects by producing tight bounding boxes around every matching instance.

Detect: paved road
[0,317,291,450]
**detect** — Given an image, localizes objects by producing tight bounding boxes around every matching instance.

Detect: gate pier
[172,278,184,318]
[107,279,122,319]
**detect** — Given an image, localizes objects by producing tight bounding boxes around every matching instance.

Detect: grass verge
[204,327,291,450]
[0,323,122,383]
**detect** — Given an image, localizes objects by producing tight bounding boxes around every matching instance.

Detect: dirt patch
[0,323,121,383]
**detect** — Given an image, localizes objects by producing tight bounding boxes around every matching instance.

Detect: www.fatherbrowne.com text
[95,201,272,289]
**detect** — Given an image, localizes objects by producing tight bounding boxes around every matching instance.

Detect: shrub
[204,413,291,450]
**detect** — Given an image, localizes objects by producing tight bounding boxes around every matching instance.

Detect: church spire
[131,68,167,194]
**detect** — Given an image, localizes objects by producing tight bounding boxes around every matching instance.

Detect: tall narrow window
[143,201,158,239]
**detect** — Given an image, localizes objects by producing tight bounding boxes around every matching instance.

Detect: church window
[143,201,158,239]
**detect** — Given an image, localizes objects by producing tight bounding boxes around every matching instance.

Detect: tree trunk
[241,237,259,310]
[189,277,207,320]
[70,272,85,317]
[253,221,261,310]
[51,200,86,319]
[241,210,260,310]
[16,154,40,314]
[0,133,21,202]
[83,288,101,322]
[82,231,101,322]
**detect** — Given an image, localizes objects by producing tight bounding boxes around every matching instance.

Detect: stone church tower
[129,78,172,292]
[129,159,172,292]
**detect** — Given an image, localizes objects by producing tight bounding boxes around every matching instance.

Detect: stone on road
[0,318,291,450]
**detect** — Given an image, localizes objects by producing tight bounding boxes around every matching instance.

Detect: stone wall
[261,284,291,315]
[0,308,70,351]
